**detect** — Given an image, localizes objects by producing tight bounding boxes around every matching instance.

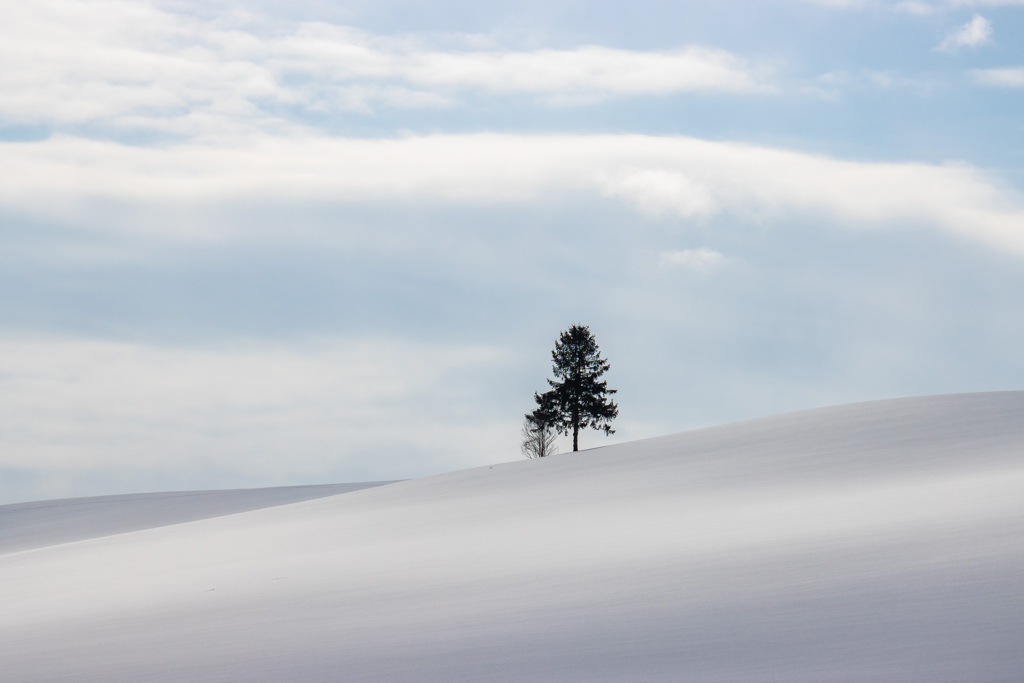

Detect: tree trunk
[573,422,579,451]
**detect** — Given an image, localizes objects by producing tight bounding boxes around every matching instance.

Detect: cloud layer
[3,133,1021,253]
[0,0,770,138]
[973,66,1024,86]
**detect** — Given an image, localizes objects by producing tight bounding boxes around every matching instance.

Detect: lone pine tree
[528,324,618,452]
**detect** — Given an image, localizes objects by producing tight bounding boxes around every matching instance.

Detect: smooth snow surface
[0,482,395,555]
[2,392,1023,682]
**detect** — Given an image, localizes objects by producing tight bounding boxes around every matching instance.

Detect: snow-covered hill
[0,482,394,555]
[2,392,1022,682]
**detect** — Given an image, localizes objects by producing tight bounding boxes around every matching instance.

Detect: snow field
[1,392,1022,681]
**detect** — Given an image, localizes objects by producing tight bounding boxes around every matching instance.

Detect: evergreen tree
[528,324,618,452]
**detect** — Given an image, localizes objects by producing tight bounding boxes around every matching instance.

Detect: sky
[1,0,1023,504]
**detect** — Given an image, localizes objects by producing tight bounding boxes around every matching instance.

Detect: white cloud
[803,70,938,100]
[598,168,716,218]
[2,133,1022,254]
[0,335,512,486]
[397,46,769,97]
[894,1,941,14]
[659,248,727,272]
[973,67,1024,87]
[0,0,771,136]
[937,14,993,51]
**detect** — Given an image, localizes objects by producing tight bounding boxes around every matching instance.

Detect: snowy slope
[0,482,395,555]
[2,392,1023,682]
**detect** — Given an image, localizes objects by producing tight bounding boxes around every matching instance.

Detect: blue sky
[1,0,1023,503]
